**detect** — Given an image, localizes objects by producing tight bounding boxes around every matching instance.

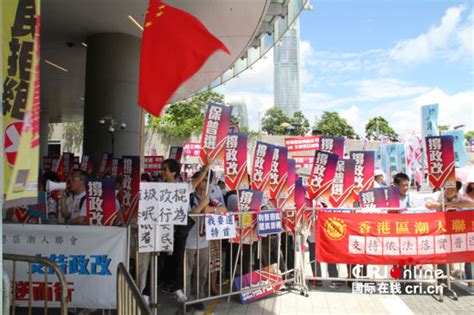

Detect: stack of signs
[137,182,190,252]
[257,210,282,236]
[232,190,263,244]
[205,214,237,240]
[359,187,400,212]
[234,264,283,304]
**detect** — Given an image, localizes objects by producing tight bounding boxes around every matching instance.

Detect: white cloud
[354,78,430,100]
[340,105,360,132]
[390,5,469,63]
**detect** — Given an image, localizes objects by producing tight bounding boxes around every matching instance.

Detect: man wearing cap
[374,169,385,188]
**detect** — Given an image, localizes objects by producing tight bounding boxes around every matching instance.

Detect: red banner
[328,159,356,208]
[86,178,117,226]
[224,133,248,191]
[284,136,319,152]
[317,211,474,264]
[350,151,375,200]
[307,151,339,200]
[199,103,232,164]
[319,136,345,158]
[251,142,274,197]
[426,136,455,189]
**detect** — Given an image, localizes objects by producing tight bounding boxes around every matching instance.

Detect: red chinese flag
[139,0,230,116]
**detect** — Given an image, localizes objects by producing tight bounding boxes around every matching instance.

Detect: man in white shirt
[374,169,385,188]
[58,169,88,225]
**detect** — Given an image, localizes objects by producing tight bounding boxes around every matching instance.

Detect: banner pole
[139,109,145,173]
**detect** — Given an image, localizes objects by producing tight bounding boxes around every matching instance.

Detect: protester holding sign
[58,169,88,225]
[425,181,474,211]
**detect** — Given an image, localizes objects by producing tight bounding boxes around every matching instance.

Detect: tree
[365,116,398,140]
[465,130,474,141]
[291,111,310,136]
[314,111,357,137]
[149,91,224,137]
[261,107,292,135]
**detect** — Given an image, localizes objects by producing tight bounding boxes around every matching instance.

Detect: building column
[83,33,142,163]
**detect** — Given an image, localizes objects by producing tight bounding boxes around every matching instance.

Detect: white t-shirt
[67,191,87,221]
[186,193,209,250]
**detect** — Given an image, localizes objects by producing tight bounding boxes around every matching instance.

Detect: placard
[205,214,237,240]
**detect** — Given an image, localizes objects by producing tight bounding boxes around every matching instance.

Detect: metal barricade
[116,262,152,315]
[3,253,69,315]
[179,210,308,312]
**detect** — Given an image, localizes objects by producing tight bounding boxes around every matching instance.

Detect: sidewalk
[155,281,474,315]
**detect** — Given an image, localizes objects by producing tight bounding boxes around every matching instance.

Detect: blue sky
[216,0,473,136]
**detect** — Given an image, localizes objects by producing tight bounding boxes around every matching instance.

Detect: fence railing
[117,262,151,315]
[3,253,69,315]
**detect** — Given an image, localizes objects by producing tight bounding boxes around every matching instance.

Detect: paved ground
[153,281,474,315]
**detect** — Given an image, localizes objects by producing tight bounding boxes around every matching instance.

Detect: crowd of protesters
[4,158,474,309]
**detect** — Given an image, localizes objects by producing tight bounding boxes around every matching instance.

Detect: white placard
[3,224,127,309]
[138,224,174,253]
[205,214,236,240]
[138,182,190,225]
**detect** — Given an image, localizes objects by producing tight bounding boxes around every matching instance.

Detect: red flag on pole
[138,0,230,117]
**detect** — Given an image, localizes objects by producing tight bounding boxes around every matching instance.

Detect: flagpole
[139,109,145,173]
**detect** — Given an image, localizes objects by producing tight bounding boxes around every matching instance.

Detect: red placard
[144,155,164,173]
[284,136,319,152]
[224,133,248,191]
[293,155,314,169]
[86,179,117,226]
[169,146,183,161]
[328,159,356,208]
[350,151,375,200]
[319,136,345,158]
[199,103,232,164]
[111,158,123,178]
[251,142,274,197]
[80,155,94,174]
[307,151,339,200]
[57,153,74,181]
[317,210,474,264]
[269,146,288,201]
[97,152,112,178]
[426,136,456,189]
[122,156,140,224]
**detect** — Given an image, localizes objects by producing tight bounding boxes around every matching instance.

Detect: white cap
[374,169,385,177]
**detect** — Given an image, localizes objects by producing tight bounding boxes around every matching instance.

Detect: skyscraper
[274,19,301,116]
[228,101,249,129]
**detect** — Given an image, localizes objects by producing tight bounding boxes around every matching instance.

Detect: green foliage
[465,130,474,141]
[149,92,224,137]
[261,107,311,135]
[240,126,260,138]
[314,111,357,137]
[365,116,398,140]
[261,107,292,135]
[291,111,310,136]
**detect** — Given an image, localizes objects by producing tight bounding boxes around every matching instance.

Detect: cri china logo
[352,258,445,280]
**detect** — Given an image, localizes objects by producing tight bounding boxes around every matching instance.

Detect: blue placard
[257,210,282,235]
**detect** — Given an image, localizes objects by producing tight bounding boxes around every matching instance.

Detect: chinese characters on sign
[205,214,237,240]
[86,179,116,226]
[138,182,189,225]
[144,155,164,175]
[224,133,249,190]
[284,136,320,152]
[307,150,338,200]
[350,151,375,197]
[138,224,174,252]
[257,210,282,235]
[251,142,274,195]
[317,211,474,265]
[199,103,232,164]
[426,136,456,189]
[319,136,345,158]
